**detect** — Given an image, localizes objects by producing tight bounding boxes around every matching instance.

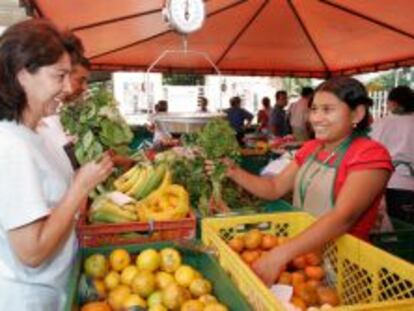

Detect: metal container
[152,112,225,133]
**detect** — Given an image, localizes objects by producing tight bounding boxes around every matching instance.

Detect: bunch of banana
[136,170,190,221]
[113,164,167,200]
[89,196,138,224]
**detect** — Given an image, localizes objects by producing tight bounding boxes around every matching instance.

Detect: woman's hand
[74,152,114,194]
[251,248,287,287]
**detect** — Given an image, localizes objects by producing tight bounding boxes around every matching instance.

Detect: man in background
[225,96,253,145]
[197,96,209,112]
[288,87,314,141]
[269,90,290,137]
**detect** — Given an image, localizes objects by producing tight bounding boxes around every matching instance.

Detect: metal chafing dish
[151,112,225,133]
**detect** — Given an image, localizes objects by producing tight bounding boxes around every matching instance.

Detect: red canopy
[26,0,414,77]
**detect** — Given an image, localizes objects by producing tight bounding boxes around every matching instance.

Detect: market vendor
[0,19,113,310]
[214,77,393,286]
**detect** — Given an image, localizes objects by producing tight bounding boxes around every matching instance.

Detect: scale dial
[165,0,205,34]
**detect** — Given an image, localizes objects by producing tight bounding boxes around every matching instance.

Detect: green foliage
[366,69,411,91]
[60,87,133,165]
[171,156,211,212]
[196,118,240,160]
[282,77,312,96]
[162,72,205,85]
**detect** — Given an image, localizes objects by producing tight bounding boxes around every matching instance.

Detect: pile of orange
[227,229,340,310]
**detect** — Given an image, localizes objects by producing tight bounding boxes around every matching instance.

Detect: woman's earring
[352,122,357,128]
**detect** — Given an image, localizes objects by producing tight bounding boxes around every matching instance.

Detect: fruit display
[88,164,190,224]
[78,247,230,311]
[226,230,339,310]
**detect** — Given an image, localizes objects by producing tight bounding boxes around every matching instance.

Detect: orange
[80,301,111,311]
[261,234,278,250]
[317,286,340,306]
[228,236,244,253]
[304,252,322,266]
[305,266,325,280]
[243,229,263,250]
[292,256,307,270]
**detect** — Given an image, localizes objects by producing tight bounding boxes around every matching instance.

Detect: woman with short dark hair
[0,19,113,310]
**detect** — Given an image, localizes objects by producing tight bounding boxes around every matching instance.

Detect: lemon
[199,294,218,305]
[131,270,156,298]
[108,284,131,311]
[120,265,139,286]
[155,271,175,290]
[136,248,160,272]
[204,303,229,311]
[122,293,147,309]
[109,248,131,272]
[160,248,182,273]
[84,253,108,279]
[181,299,205,311]
[147,290,163,308]
[148,305,168,311]
[174,265,196,288]
[189,278,212,297]
[104,271,120,291]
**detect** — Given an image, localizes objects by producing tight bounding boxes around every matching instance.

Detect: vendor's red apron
[293,138,352,216]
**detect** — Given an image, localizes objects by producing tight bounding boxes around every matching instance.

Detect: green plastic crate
[240,154,275,175]
[262,199,295,213]
[65,241,252,311]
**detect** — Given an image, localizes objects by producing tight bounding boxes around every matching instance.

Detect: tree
[282,77,312,96]
[366,69,411,91]
[162,73,205,86]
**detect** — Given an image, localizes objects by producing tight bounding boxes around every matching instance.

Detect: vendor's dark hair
[388,85,414,113]
[0,19,68,122]
[315,77,372,130]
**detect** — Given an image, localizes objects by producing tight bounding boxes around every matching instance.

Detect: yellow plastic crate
[201,212,414,311]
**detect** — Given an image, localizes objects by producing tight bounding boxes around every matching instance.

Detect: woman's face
[309,91,355,145]
[19,53,72,125]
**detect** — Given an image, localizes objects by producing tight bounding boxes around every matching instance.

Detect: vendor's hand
[204,158,236,177]
[74,153,114,194]
[251,248,287,286]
